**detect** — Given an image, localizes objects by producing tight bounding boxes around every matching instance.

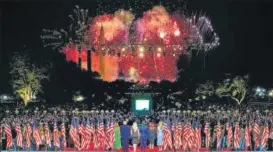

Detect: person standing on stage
[114,122,121,150]
[131,122,140,152]
[148,121,156,150]
[139,120,148,151]
[157,121,164,151]
[120,120,130,152]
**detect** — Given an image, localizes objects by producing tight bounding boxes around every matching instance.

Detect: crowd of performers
[1,108,273,151]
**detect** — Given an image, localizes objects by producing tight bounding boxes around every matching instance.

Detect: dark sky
[0,0,273,87]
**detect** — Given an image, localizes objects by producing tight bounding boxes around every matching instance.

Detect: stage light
[173,54,176,57]
[122,48,125,51]
[157,53,161,57]
[157,47,162,52]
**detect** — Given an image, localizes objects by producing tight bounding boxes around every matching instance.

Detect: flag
[226,122,233,148]
[83,119,93,150]
[15,123,23,148]
[92,120,99,149]
[253,122,260,148]
[69,118,80,149]
[182,122,194,150]
[33,120,42,146]
[39,124,45,143]
[53,122,60,148]
[214,122,222,149]
[44,123,51,146]
[61,122,67,148]
[233,122,240,149]
[97,119,106,149]
[163,119,172,150]
[4,123,13,149]
[25,123,32,149]
[174,121,182,150]
[105,120,114,149]
[204,122,211,149]
[78,120,86,149]
[194,122,201,150]
[245,124,251,148]
[261,123,269,149]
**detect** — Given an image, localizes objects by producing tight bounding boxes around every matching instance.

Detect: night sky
[0,0,273,88]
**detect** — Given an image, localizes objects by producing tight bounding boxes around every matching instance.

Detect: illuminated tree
[10,53,48,105]
[73,91,85,103]
[195,80,215,98]
[216,76,248,105]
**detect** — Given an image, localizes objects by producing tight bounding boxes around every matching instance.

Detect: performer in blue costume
[120,120,130,152]
[139,120,149,151]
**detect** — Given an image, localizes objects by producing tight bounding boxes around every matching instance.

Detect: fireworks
[41,4,219,83]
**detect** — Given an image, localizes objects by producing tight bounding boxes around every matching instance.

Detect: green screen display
[131,93,152,114]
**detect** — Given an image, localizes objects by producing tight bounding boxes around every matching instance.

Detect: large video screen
[131,93,152,114]
[135,99,150,111]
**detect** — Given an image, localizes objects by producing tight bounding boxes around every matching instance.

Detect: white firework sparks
[185,14,220,52]
[68,5,90,44]
[41,29,69,50]
[41,5,90,50]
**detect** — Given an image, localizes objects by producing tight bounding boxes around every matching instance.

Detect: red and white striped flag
[163,121,172,150]
[233,122,240,149]
[91,122,99,149]
[44,123,51,146]
[106,120,114,149]
[69,119,80,149]
[194,123,202,150]
[4,123,13,149]
[214,122,222,149]
[253,122,260,148]
[226,122,233,148]
[61,122,67,148]
[204,122,211,149]
[53,122,60,148]
[97,120,106,149]
[174,122,182,150]
[33,121,42,147]
[261,124,269,149]
[25,123,32,149]
[15,123,23,148]
[182,122,194,150]
[83,120,93,150]
[78,122,86,149]
[245,125,251,148]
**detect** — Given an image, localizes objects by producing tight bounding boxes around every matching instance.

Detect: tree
[216,76,248,105]
[10,53,48,105]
